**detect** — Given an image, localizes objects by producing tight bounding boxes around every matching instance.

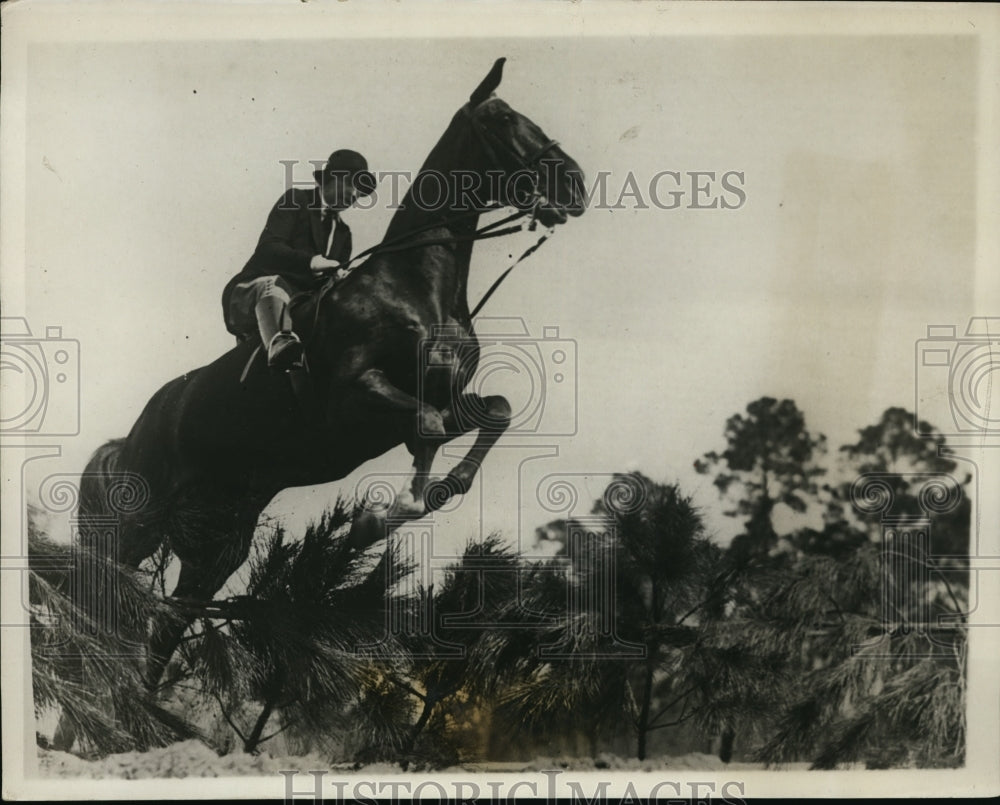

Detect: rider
[222,149,375,370]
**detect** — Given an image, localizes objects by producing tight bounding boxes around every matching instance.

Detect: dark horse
[69,58,585,709]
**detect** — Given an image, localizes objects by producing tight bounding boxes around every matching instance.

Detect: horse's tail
[76,437,155,566]
[78,438,128,520]
[57,438,154,749]
[72,435,160,633]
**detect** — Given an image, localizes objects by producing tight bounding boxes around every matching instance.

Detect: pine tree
[177,499,413,755]
[837,407,971,561]
[489,473,778,760]
[749,543,966,768]
[695,397,826,563]
[29,515,196,755]
[350,534,525,769]
[746,408,969,768]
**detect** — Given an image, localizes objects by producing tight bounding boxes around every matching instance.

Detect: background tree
[693,397,828,758]
[718,406,970,768]
[492,473,781,761]
[789,407,970,628]
[837,406,971,558]
[750,543,966,769]
[695,397,826,563]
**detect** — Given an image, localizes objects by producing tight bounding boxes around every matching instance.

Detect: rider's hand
[310,255,341,277]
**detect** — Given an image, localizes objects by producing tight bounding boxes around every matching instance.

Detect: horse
[67,56,585,714]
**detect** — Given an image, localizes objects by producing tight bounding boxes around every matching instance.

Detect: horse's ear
[469,57,506,105]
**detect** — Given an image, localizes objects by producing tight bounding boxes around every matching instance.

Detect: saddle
[237,278,334,384]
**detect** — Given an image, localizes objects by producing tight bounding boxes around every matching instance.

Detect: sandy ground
[36,741,777,778]
[37,741,333,779]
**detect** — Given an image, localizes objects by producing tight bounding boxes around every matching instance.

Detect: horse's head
[463,58,587,227]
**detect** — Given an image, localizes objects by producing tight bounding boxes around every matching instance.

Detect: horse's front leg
[422,393,511,514]
[346,368,446,547]
[408,441,440,502]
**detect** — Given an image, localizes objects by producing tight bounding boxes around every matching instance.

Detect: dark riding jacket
[222,187,352,332]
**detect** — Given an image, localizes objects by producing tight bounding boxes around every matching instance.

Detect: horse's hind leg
[145,561,224,689]
[146,507,257,688]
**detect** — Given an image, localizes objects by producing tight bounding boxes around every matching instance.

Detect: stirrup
[266,330,304,371]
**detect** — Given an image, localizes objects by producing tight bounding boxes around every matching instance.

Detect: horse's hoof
[390,488,426,520]
[347,509,386,550]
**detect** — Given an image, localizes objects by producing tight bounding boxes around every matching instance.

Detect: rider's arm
[252,190,317,282]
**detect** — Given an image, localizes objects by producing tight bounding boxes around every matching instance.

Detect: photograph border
[3,1,998,800]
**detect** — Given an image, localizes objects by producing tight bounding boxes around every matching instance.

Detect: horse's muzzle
[535,202,569,227]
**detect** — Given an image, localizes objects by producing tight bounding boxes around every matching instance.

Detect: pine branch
[930,564,965,619]
[647,684,698,729]
[676,567,737,626]
[623,679,640,726]
[259,719,294,744]
[210,690,248,744]
[385,673,428,703]
[647,709,700,732]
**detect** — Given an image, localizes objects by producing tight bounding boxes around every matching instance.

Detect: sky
[7,20,996,562]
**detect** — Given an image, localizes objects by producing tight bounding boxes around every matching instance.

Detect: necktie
[323,210,339,259]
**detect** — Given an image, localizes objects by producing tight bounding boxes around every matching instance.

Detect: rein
[306,204,552,340]
[308,204,542,331]
[309,97,562,330]
[470,226,553,319]
[337,203,510,270]
[333,97,559,273]
[354,206,530,261]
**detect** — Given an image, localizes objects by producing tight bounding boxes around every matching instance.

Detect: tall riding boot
[255,295,303,370]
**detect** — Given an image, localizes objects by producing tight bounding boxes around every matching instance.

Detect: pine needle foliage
[179,498,414,754]
[487,473,773,760]
[28,525,197,755]
[352,533,528,767]
[749,539,966,769]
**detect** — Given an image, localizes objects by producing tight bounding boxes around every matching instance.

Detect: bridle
[340,99,562,265]
[463,99,562,180]
[314,98,565,323]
